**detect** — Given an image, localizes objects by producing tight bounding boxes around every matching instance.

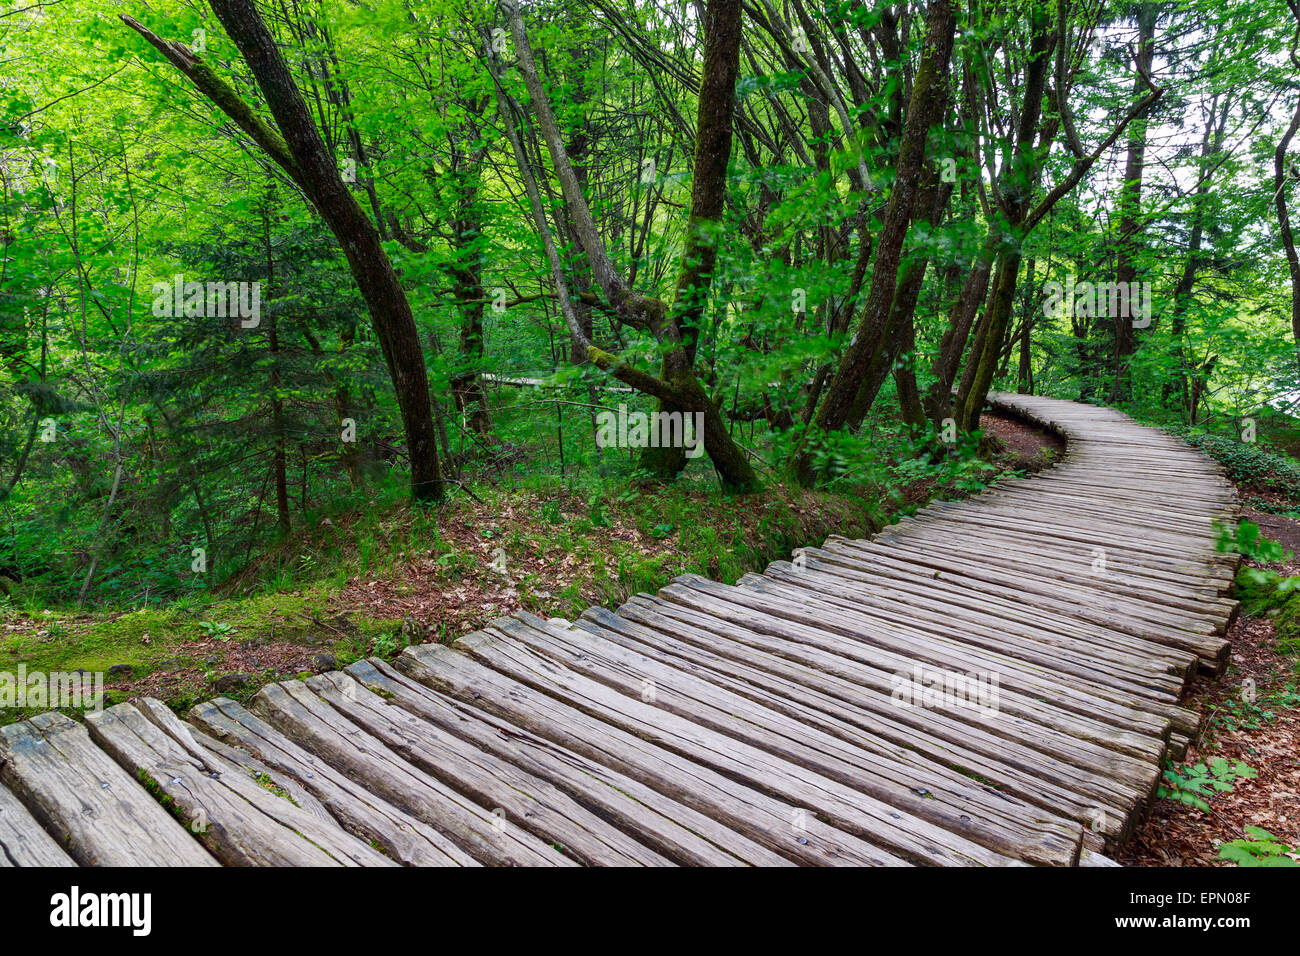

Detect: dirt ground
[981,409,1067,467]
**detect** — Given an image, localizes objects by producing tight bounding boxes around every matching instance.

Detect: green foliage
[1212,520,1300,612]
[197,621,235,641]
[1156,757,1256,814]
[1217,827,1300,867]
[1183,432,1300,497]
[1275,597,1300,660]
[1214,520,1289,564]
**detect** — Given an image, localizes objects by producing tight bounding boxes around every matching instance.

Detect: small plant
[650,522,675,539]
[587,495,612,528]
[370,627,409,657]
[1206,695,1277,734]
[1213,519,1290,563]
[1217,827,1299,867]
[1157,757,1256,813]
[198,620,235,641]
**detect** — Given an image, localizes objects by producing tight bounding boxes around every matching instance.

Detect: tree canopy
[3,0,1300,605]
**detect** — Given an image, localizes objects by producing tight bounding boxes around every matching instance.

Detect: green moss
[1276,593,1300,656]
[252,771,299,806]
[135,768,191,828]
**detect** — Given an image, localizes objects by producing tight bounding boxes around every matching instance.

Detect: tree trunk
[123,2,444,501]
[925,231,997,423]
[1111,2,1156,400]
[264,192,290,536]
[1276,88,1300,368]
[955,9,1054,431]
[796,0,956,484]
[1017,257,1036,393]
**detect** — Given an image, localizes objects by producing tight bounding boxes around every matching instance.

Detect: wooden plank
[645,584,1164,804]
[665,574,1173,766]
[776,554,1203,738]
[85,701,392,867]
[178,716,338,829]
[0,712,217,867]
[345,657,789,866]
[436,632,1029,866]
[250,680,571,866]
[396,642,911,866]
[864,536,1227,637]
[188,696,475,866]
[0,778,75,867]
[742,566,1187,699]
[814,538,1230,672]
[782,547,1203,677]
[759,559,1196,688]
[614,594,1149,826]
[503,613,1083,864]
[911,502,1237,580]
[884,516,1233,608]
[595,602,1136,841]
[303,670,674,866]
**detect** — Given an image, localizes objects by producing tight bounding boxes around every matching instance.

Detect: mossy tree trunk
[499,0,759,492]
[795,0,956,485]
[123,1,445,502]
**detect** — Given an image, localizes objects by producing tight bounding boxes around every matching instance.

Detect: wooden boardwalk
[0,396,1238,866]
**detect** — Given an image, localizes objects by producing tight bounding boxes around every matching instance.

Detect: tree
[121,1,445,501]
[495,0,761,492]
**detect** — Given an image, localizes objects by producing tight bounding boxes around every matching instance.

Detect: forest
[4,0,1300,867]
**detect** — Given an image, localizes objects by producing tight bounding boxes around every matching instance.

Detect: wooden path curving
[0,396,1239,867]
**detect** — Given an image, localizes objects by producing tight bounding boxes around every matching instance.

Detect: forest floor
[1118,490,1300,865]
[0,411,1059,725]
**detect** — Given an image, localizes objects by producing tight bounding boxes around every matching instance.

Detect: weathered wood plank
[773,554,1203,738]
[740,567,1188,698]
[756,560,1195,688]
[0,778,75,867]
[396,642,911,866]
[814,539,1231,672]
[502,613,1082,864]
[250,680,571,866]
[616,594,1150,820]
[0,712,217,866]
[434,632,1029,866]
[344,657,788,866]
[303,670,673,866]
[587,603,1133,843]
[85,701,392,866]
[188,696,475,866]
[664,574,1173,769]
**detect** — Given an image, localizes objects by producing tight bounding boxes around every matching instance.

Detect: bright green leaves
[1217,827,1300,866]
[1157,758,1256,814]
